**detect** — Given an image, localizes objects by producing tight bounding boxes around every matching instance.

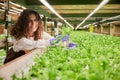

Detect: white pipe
[2,7,21,13]
[9,11,17,14]
[9,1,26,9]
[0,9,17,14]
[0,3,4,6]
[0,9,4,12]
[11,7,23,12]
[10,9,21,13]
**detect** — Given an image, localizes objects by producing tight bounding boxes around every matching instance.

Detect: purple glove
[62,35,70,42]
[67,42,77,48]
[50,37,61,45]
[50,38,57,45]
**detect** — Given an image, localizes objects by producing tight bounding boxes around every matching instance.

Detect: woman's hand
[67,42,77,49]
[62,35,70,42]
[50,38,57,45]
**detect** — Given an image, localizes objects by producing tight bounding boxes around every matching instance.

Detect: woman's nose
[31,21,36,26]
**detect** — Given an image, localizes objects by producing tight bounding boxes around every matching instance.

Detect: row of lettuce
[12,30,120,80]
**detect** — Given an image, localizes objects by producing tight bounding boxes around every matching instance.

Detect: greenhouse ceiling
[13,0,120,27]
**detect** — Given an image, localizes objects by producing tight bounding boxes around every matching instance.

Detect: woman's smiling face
[28,14,39,34]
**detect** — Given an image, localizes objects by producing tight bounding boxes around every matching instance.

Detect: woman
[4,9,75,63]
[11,9,53,52]
[4,9,54,63]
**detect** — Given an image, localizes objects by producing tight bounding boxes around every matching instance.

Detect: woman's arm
[13,37,50,52]
[43,32,54,40]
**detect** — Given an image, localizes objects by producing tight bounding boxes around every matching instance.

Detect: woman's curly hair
[11,9,43,40]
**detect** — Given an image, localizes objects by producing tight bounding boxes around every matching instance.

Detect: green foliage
[61,26,73,35]
[0,78,3,80]
[0,49,5,66]
[51,26,72,45]
[13,31,120,80]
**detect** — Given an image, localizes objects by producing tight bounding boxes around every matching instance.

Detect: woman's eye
[28,20,32,23]
[34,19,38,22]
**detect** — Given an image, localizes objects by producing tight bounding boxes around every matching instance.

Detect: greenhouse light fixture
[40,0,74,29]
[90,15,120,26]
[100,15,120,22]
[75,0,109,29]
